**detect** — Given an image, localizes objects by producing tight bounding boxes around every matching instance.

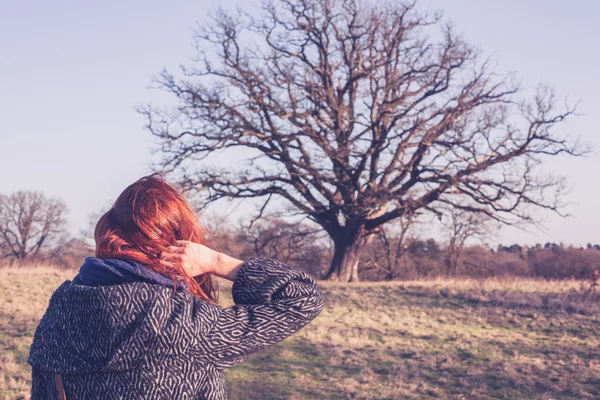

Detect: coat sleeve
[197,256,325,369]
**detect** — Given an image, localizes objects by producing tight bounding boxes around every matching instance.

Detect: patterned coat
[27,257,325,399]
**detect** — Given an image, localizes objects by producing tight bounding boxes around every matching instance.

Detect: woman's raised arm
[161,242,325,369]
[196,256,325,369]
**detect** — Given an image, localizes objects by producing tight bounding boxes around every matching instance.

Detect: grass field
[1,267,599,399]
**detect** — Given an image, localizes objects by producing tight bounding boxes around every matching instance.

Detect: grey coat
[27,257,325,399]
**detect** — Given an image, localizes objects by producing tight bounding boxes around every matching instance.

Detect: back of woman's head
[94,173,217,303]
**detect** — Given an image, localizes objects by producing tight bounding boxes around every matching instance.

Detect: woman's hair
[94,173,218,303]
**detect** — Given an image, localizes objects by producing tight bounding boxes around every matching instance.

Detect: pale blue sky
[1,0,598,246]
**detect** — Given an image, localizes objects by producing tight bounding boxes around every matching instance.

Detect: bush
[529,247,600,279]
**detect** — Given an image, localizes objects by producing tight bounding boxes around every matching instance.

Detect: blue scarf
[76,256,188,290]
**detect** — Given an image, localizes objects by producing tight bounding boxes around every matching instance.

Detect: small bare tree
[0,191,69,261]
[80,202,113,245]
[242,218,328,277]
[139,0,587,281]
[361,217,414,280]
[444,207,495,276]
[247,219,321,258]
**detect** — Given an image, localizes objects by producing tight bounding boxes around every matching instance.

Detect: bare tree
[80,202,112,245]
[139,0,587,281]
[444,207,495,276]
[0,191,69,261]
[247,219,321,258]
[361,217,414,281]
[242,218,329,277]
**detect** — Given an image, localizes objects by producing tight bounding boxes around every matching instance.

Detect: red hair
[94,173,218,303]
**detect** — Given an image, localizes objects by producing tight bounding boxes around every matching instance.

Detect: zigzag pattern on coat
[28,257,325,399]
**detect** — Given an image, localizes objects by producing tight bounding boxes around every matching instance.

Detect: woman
[27,174,325,399]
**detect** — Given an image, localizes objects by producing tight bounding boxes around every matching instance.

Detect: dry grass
[321,276,583,293]
[1,267,599,399]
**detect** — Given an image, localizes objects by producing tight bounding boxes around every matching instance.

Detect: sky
[1,0,598,247]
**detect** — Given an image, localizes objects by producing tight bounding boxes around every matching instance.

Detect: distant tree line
[1,189,599,282]
[360,236,600,281]
[206,217,600,281]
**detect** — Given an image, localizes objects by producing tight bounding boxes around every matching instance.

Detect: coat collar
[76,256,188,290]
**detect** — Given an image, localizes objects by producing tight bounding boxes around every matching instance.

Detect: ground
[1,267,599,399]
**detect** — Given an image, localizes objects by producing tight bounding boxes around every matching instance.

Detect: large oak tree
[139,0,586,281]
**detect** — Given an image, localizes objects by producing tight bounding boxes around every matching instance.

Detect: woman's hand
[160,240,244,281]
[159,240,219,277]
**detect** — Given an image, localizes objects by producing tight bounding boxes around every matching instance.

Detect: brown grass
[1,266,599,399]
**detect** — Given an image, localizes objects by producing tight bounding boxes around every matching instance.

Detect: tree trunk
[324,223,375,283]
[325,237,362,282]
